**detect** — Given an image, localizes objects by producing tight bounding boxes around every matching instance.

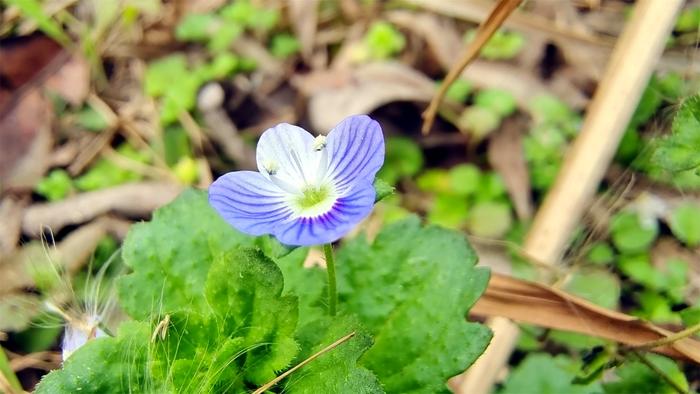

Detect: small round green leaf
[609,211,658,253]
[669,202,700,246]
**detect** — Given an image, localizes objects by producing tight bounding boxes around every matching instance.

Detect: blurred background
[1,0,700,392]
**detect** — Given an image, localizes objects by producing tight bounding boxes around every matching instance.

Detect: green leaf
[657,72,683,99]
[661,258,688,302]
[364,22,406,59]
[669,202,700,246]
[35,169,73,201]
[75,105,109,132]
[629,76,663,128]
[117,189,255,320]
[74,144,148,191]
[204,249,299,384]
[286,316,383,393]
[466,201,512,238]
[566,269,620,309]
[163,125,191,166]
[175,13,221,41]
[219,0,256,25]
[609,211,658,254]
[465,29,525,60]
[6,0,70,45]
[675,7,700,32]
[173,157,199,185]
[474,89,517,118]
[416,169,451,194]
[145,55,189,97]
[219,0,278,31]
[680,305,700,327]
[448,164,481,196]
[428,194,469,229]
[271,33,301,58]
[458,106,501,140]
[197,52,239,80]
[651,95,700,173]
[636,290,678,323]
[586,242,615,265]
[603,354,688,394]
[444,79,473,103]
[529,95,580,136]
[378,137,424,185]
[278,248,326,326]
[373,178,395,203]
[618,254,662,290]
[35,321,154,393]
[475,172,507,202]
[337,217,492,393]
[498,353,600,394]
[207,23,243,53]
[615,128,642,164]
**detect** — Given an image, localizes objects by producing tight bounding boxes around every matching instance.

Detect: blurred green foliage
[465,29,525,60]
[524,95,581,191]
[270,33,301,58]
[363,21,406,60]
[75,144,149,191]
[444,79,473,103]
[669,203,700,247]
[378,137,424,185]
[417,164,512,236]
[498,353,600,394]
[35,169,73,201]
[675,7,700,32]
[609,211,658,254]
[603,354,688,394]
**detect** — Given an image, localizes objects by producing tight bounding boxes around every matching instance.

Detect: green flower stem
[323,243,337,316]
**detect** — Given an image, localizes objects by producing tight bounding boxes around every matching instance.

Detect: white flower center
[262,136,337,218]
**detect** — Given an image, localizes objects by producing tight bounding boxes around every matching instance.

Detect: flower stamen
[296,185,331,209]
[313,135,327,151]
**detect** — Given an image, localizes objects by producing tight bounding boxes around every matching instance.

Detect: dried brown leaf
[0,198,26,258]
[487,117,533,220]
[473,273,700,362]
[289,0,319,60]
[43,55,90,106]
[0,90,53,191]
[22,182,182,236]
[386,10,462,70]
[295,62,434,132]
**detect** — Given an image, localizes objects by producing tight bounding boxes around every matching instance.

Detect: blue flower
[209,115,385,246]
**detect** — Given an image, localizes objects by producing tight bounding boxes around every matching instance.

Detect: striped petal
[208,171,294,236]
[256,123,324,193]
[273,181,376,246]
[325,115,385,195]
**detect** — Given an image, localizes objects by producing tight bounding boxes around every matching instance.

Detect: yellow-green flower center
[296,185,331,209]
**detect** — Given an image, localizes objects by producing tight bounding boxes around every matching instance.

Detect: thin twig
[252,331,356,394]
[629,323,700,352]
[629,350,688,394]
[421,0,523,134]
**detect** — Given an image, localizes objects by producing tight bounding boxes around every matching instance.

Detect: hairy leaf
[35,322,154,393]
[205,249,299,385]
[117,189,255,319]
[285,316,383,393]
[337,217,492,393]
